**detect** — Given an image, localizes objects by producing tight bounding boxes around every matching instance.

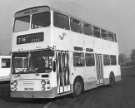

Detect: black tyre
[73,78,84,96]
[109,73,115,86]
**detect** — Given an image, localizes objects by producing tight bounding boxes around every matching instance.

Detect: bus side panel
[69,52,97,92]
[0,68,10,82]
[83,66,97,90]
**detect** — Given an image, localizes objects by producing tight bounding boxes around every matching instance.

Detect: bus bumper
[10,87,57,98]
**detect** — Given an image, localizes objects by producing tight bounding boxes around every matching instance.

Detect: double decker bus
[10,6,121,98]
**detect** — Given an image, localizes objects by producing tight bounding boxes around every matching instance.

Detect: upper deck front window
[14,15,30,32]
[13,6,50,32]
[31,12,50,29]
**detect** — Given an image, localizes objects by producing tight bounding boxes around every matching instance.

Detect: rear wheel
[73,78,84,96]
[109,73,115,86]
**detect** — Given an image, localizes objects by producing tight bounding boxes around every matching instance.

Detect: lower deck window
[73,52,85,67]
[103,55,110,65]
[85,53,95,66]
[110,55,117,65]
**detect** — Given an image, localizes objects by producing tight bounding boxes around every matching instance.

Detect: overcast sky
[0,0,135,56]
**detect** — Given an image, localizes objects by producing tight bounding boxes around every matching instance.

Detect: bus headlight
[46,80,51,90]
[41,80,51,91]
[10,80,17,91]
[41,80,46,91]
[41,80,46,85]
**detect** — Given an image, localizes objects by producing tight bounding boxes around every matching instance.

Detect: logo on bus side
[59,33,66,40]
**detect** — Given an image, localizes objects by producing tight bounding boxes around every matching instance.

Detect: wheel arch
[73,76,84,84]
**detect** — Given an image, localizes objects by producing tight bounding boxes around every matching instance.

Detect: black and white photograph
[0,0,134,108]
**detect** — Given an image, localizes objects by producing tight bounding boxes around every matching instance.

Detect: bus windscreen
[12,50,54,74]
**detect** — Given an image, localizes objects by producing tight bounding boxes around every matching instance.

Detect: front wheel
[73,78,84,97]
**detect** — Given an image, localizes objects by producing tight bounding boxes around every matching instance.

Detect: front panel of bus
[10,6,58,98]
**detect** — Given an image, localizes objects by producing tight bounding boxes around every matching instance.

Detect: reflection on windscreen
[12,50,54,74]
[14,15,30,32]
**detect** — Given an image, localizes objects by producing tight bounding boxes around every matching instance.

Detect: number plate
[24,88,34,91]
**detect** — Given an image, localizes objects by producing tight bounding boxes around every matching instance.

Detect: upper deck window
[101,29,107,39]
[14,15,30,32]
[32,12,50,29]
[83,23,93,36]
[107,32,114,41]
[101,29,117,42]
[113,33,117,42]
[93,26,100,38]
[70,18,82,33]
[54,12,70,30]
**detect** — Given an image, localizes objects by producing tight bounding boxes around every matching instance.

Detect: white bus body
[10,6,121,98]
[0,56,10,82]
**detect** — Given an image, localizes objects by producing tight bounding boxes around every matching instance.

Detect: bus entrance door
[95,54,104,85]
[56,51,71,94]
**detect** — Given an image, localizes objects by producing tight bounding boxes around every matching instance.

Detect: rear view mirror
[53,61,56,72]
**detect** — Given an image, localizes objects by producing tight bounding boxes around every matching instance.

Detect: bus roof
[15,6,50,18]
